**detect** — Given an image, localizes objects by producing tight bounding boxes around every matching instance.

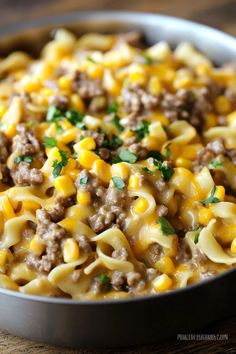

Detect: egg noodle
[0,29,235,299]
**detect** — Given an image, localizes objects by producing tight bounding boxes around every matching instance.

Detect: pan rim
[0,10,235,305]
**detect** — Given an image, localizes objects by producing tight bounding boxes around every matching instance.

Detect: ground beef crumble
[26,208,69,273]
[72,71,105,101]
[10,124,44,186]
[122,85,159,113]
[0,131,11,183]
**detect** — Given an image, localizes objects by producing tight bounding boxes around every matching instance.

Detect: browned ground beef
[11,162,43,186]
[78,235,92,253]
[0,131,11,184]
[122,85,159,113]
[26,208,69,273]
[128,142,148,160]
[72,71,105,100]
[10,124,44,186]
[87,183,129,233]
[111,247,129,261]
[80,129,105,147]
[160,88,211,130]
[48,94,69,111]
[111,270,146,293]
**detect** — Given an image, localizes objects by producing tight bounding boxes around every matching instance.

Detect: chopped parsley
[159,217,175,236]
[194,233,200,244]
[153,159,174,181]
[14,155,33,164]
[43,136,57,148]
[147,151,163,161]
[134,121,150,141]
[46,106,62,122]
[112,176,125,190]
[118,148,137,164]
[112,115,124,132]
[143,53,153,65]
[209,159,224,169]
[142,167,158,175]
[165,143,172,160]
[107,101,119,114]
[65,109,85,127]
[201,185,220,205]
[98,273,111,292]
[80,176,88,185]
[102,135,123,150]
[87,55,95,63]
[52,150,68,178]
[107,102,124,132]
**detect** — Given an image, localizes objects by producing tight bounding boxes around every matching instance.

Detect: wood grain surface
[0,0,236,353]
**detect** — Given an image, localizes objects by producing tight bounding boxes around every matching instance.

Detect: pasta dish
[0,29,235,299]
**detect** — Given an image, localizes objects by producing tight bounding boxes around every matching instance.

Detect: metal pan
[0,12,236,348]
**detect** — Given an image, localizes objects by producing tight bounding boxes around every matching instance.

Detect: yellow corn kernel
[128,174,140,189]
[111,162,129,180]
[119,130,135,141]
[59,128,78,144]
[29,235,45,256]
[0,250,8,267]
[0,105,7,118]
[67,168,80,181]
[22,200,41,212]
[129,71,146,86]
[152,111,169,126]
[22,77,41,92]
[58,76,72,90]
[87,64,104,79]
[133,197,149,214]
[59,118,73,131]
[148,77,162,96]
[181,144,202,160]
[74,137,96,153]
[153,274,173,292]
[63,238,80,263]
[204,113,217,128]
[70,94,85,112]
[230,238,236,254]
[78,149,100,169]
[54,175,76,198]
[198,207,214,225]
[154,256,175,275]
[0,211,4,234]
[77,191,91,206]
[0,196,15,220]
[175,157,193,169]
[195,63,211,76]
[142,136,161,151]
[92,159,111,184]
[173,76,192,90]
[62,158,77,173]
[214,185,225,201]
[214,96,231,114]
[41,88,53,97]
[227,111,236,126]
[103,69,121,96]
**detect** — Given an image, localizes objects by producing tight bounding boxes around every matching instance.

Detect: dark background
[0,0,235,353]
[0,0,235,36]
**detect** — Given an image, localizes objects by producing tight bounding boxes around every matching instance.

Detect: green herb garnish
[194,233,200,244]
[108,101,119,114]
[134,121,150,141]
[201,185,220,205]
[142,167,158,175]
[112,176,125,190]
[98,273,111,292]
[80,176,88,185]
[159,217,175,236]
[209,159,224,169]
[87,55,95,63]
[52,150,68,178]
[112,115,124,132]
[118,148,137,164]
[143,54,153,65]
[147,151,163,161]
[14,155,33,164]
[65,109,85,127]
[153,159,174,181]
[43,136,57,148]
[165,143,172,160]
[46,106,62,122]
[102,135,123,150]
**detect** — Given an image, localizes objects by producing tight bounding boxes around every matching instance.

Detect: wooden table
[0,0,236,352]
